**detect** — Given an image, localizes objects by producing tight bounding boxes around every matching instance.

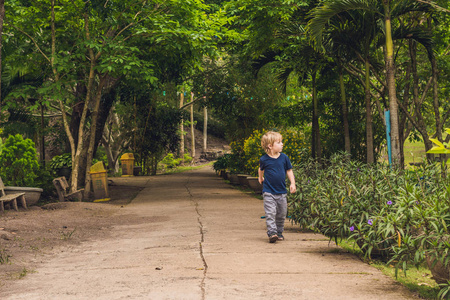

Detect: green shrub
[381,163,450,285]
[289,152,413,259]
[160,153,181,169]
[184,153,193,164]
[49,153,72,170]
[230,129,309,176]
[34,163,57,198]
[288,152,450,296]
[0,134,40,186]
[213,154,231,172]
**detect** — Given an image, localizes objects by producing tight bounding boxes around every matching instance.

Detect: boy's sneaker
[269,234,278,243]
[277,234,285,241]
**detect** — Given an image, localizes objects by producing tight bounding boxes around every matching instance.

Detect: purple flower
[368,219,373,225]
[387,201,393,205]
[349,226,354,232]
[357,168,360,172]
[307,180,310,184]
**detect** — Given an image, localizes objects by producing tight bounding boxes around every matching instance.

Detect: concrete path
[1,166,416,299]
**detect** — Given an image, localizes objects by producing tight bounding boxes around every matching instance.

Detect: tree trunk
[339,70,351,155]
[410,40,434,161]
[0,0,5,115]
[102,136,119,174]
[93,82,117,159]
[431,55,441,139]
[133,96,137,151]
[365,59,374,164]
[399,49,413,167]
[383,1,401,167]
[69,83,87,153]
[40,103,45,163]
[50,0,79,188]
[70,12,98,193]
[203,106,208,153]
[190,92,195,159]
[179,91,185,164]
[83,76,107,195]
[430,53,444,164]
[428,17,442,143]
[312,72,321,160]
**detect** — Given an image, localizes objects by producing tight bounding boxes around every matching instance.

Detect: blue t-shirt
[259,153,293,195]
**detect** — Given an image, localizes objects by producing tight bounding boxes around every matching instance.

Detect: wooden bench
[0,177,27,212]
[52,177,84,202]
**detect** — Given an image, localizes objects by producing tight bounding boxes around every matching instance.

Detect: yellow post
[89,162,110,202]
[120,153,135,177]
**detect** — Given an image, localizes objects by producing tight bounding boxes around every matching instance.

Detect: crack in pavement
[185,181,208,300]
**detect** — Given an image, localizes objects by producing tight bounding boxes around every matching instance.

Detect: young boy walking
[258,131,296,243]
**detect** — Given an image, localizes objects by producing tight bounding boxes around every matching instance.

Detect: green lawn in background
[403,138,428,165]
[338,239,440,299]
[380,136,448,167]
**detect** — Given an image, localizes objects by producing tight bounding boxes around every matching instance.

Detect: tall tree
[5,0,228,192]
[307,0,436,166]
[0,0,5,115]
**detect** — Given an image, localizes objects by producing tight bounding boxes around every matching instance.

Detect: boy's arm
[258,168,264,184]
[286,169,296,193]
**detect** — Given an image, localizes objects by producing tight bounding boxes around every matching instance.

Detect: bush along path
[288,152,450,299]
[0,166,416,299]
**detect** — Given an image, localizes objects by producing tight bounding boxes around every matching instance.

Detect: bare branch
[443,44,450,56]
[371,89,386,123]
[419,77,433,106]
[354,53,387,89]
[396,98,424,137]
[180,96,208,110]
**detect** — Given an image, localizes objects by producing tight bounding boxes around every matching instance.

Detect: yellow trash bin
[90,162,110,202]
[121,153,135,177]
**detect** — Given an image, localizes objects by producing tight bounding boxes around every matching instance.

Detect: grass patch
[403,138,428,165]
[159,161,214,175]
[380,135,449,167]
[371,262,440,299]
[0,249,11,264]
[16,267,36,279]
[337,238,440,299]
[337,238,364,257]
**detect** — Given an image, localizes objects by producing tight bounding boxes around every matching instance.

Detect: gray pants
[263,192,287,236]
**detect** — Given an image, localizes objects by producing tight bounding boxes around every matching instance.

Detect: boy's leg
[263,193,277,237]
[275,194,287,236]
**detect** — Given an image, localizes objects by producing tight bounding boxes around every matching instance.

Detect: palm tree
[313,9,381,163]
[307,0,435,166]
[273,42,330,161]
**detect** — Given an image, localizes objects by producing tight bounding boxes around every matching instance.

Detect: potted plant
[246,177,263,194]
[0,134,43,206]
[213,154,230,178]
[50,153,72,179]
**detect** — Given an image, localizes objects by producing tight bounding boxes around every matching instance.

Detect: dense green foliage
[0,134,39,186]
[223,128,309,176]
[219,0,450,165]
[49,153,72,170]
[288,153,450,296]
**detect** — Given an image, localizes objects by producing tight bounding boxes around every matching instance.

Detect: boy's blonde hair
[261,131,282,153]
